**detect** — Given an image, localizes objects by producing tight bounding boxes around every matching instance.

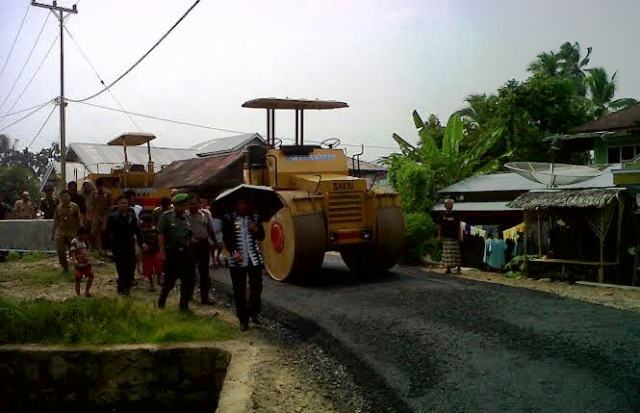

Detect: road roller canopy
[242,97,349,147]
[242,98,348,110]
[107,132,156,147]
[107,132,157,168]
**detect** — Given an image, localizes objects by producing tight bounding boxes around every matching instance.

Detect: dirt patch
[427,267,640,313]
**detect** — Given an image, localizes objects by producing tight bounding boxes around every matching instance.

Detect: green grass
[0,265,69,287]
[5,251,50,263]
[0,297,236,345]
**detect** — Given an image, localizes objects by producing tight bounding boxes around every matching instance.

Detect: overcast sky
[1,0,639,160]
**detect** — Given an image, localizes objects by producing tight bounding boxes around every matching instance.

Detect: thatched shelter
[508,188,628,282]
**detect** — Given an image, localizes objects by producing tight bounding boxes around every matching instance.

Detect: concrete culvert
[0,344,230,413]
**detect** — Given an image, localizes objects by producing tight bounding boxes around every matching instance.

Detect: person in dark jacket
[107,195,139,295]
[67,181,86,223]
[39,184,58,219]
[222,196,265,331]
[157,193,195,311]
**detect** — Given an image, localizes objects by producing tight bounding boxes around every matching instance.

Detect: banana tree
[390,111,508,183]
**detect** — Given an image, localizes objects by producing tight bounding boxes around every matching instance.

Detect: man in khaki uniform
[14,191,35,219]
[52,190,81,272]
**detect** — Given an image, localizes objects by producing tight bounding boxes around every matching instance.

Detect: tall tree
[585,68,638,117]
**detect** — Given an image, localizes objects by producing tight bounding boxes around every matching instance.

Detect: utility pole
[31,1,77,187]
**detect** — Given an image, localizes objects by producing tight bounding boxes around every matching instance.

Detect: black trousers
[230,265,263,324]
[193,239,211,303]
[113,245,136,294]
[158,248,195,310]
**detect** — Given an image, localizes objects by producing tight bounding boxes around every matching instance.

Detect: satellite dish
[505,162,602,187]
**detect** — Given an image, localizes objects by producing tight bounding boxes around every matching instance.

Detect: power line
[0,100,53,132]
[3,33,59,118]
[63,26,141,131]
[0,11,51,114]
[77,101,398,150]
[74,100,248,134]
[68,0,201,103]
[0,3,30,81]
[25,103,57,150]
[0,98,56,120]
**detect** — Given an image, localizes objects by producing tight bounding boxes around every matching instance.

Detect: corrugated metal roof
[191,133,264,156]
[432,201,519,212]
[439,168,614,193]
[67,143,197,174]
[509,188,623,209]
[154,151,245,189]
[440,172,545,193]
[40,162,90,190]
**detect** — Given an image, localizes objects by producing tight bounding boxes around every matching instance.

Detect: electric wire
[0,100,53,132]
[25,103,57,150]
[3,33,59,119]
[0,3,30,81]
[76,101,398,151]
[74,100,248,134]
[0,98,56,120]
[68,0,201,103]
[0,11,52,114]
[63,26,141,131]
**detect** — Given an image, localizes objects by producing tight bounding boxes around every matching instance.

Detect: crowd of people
[2,180,265,331]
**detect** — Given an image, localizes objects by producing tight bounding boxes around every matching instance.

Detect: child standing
[70,227,94,297]
[140,214,163,291]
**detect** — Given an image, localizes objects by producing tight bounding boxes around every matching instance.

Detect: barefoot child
[140,214,163,291]
[70,227,94,297]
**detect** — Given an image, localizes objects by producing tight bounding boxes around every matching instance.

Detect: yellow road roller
[242,98,404,282]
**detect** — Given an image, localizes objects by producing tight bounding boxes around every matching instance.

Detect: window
[622,146,635,161]
[608,147,621,163]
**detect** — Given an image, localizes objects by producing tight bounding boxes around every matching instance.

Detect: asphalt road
[213,255,640,413]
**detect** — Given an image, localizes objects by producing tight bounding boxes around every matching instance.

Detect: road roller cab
[81,132,172,210]
[242,98,404,282]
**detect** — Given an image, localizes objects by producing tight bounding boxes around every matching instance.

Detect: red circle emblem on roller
[270,221,285,253]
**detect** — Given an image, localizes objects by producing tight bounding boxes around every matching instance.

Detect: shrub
[504,254,536,278]
[403,212,437,264]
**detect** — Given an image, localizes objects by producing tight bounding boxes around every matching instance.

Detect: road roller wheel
[261,207,327,283]
[340,207,404,275]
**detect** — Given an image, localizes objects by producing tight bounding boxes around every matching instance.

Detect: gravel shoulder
[428,267,640,312]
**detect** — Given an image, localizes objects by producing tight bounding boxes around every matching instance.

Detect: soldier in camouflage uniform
[52,190,81,272]
[157,193,195,311]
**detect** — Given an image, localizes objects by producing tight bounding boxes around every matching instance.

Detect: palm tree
[586,68,638,117]
[528,42,592,96]
[557,42,592,79]
[528,51,560,76]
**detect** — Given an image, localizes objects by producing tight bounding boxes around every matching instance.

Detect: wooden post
[523,211,529,275]
[598,208,605,283]
[616,199,624,264]
[537,210,543,258]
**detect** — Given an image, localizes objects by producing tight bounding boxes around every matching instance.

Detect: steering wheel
[320,138,341,149]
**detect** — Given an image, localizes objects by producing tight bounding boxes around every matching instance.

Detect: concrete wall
[0,219,55,251]
[0,344,230,412]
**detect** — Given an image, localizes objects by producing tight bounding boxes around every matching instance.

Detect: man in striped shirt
[222,197,265,331]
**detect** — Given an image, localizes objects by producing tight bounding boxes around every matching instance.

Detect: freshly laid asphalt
[213,255,640,413]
